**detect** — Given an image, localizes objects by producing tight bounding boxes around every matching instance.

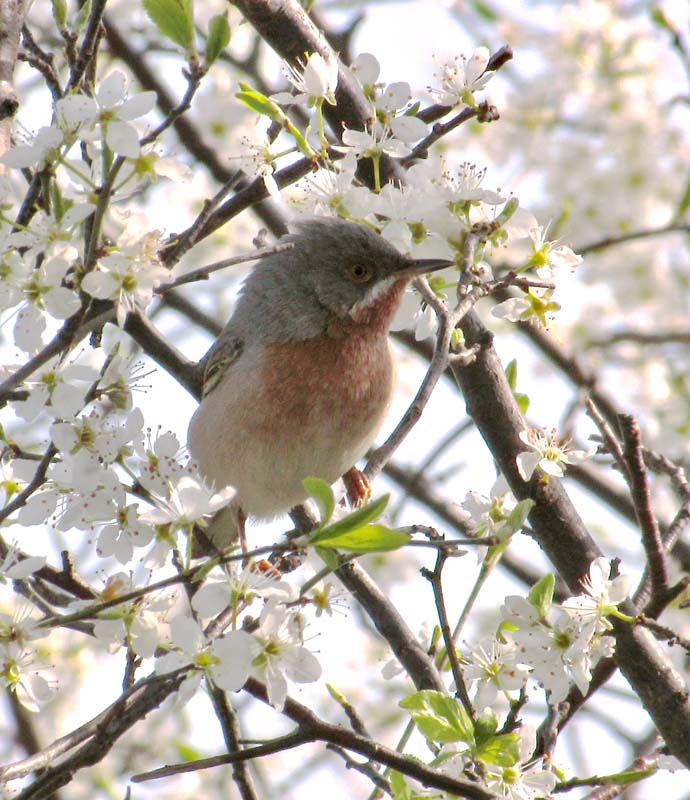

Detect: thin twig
[422,550,476,721]
[618,414,669,606]
[577,223,690,255]
[365,273,483,481]
[207,686,260,800]
[158,242,295,292]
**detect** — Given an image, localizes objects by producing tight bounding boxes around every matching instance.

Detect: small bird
[187,217,450,549]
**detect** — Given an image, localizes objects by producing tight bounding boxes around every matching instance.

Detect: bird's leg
[343,466,371,508]
[237,507,248,553]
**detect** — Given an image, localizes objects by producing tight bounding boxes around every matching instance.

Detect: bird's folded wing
[200,334,244,397]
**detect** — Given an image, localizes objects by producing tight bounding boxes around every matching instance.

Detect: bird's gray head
[284,217,414,315]
[231,217,450,342]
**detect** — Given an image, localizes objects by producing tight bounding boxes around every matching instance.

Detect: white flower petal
[516,451,539,481]
[97,71,127,107]
[44,287,81,319]
[105,121,140,158]
[282,647,322,683]
[118,91,157,120]
[81,270,120,299]
[5,555,46,579]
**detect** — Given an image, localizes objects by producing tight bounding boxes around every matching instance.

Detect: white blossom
[526,226,583,279]
[249,598,321,711]
[516,428,594,481]
[97,502,156,563]
[136,429,192,495]
[91,573,173,658]
[277,52,339,106]
[192,561,296,618]
[502,595,597,703]
[10,357,100,422]
[155,615,256,703]
[445,163,504,205]
[55,70,156,158]
[232,124,281,198]
[485,724,557,800]
[561,557,631,631]
[429,48,493,107]
[0,544,46,581]
[0,125,64,169]
[80,238,167,326]
[0,640,56,712]
[142,475,236,536]
[464,638,529,709]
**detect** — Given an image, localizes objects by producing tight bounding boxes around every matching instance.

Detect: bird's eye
[347,263,373,283]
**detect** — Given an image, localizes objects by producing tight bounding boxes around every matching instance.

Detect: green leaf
[472,0,498,21]
[315,546,340,571]
[302,477,335,526]
[514,391,530,414]
[528,573,555,618]
[190,556,221,584]
[143,0,195,52]
[76,0,91,33]
[236,83,283,120]
[312,524,410,553]
[473,708,498,747]
[505,360,529,412]
[596,768,656,786]
[235,84,314,157]
[400,691,474,744]
[677,176,690,217]
[505,359,518,390]
[175,739,203,761]
[476,732,521,767]
[496,196,519,226]
[311,494,389,542]
[390,771,411,800]
[205,13,230,65]
[390,769,431,800]
[51,0,67,28]
[505,498,534,534]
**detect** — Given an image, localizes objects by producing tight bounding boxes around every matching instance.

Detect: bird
[187,216,451,550]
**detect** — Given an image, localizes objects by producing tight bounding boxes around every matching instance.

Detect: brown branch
[103,13,287,239]
[335,558,445,693]
[65,0,107,92]
[618,414,669,607]
[365,283,481,480]
[243,678,498,800]
[1,670,186,790]
[422,551,476,720]
[19,24,62,101]
[157,242,295,291]
[122,310,201,399]
[577,222,690,255]
[163,156,314,263]
[401,106,478,165]
[587,328,690,347]
[452,311,690,767]
[207,686,259,800]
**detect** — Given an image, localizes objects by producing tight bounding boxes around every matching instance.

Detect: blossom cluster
[0,10,679,797]
[393,557,631,800]
[470,558,631,706]
[0,71,189,353]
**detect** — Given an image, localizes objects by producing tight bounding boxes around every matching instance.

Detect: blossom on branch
[515,428,594,481]
[429,48,494,108]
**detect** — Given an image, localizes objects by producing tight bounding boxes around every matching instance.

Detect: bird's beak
[400,257,454,277]
[409,258,455,277]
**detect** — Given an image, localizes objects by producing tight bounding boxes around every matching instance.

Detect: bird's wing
[200,334,244,397]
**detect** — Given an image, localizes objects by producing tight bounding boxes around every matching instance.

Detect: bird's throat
[343,276,408,332]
